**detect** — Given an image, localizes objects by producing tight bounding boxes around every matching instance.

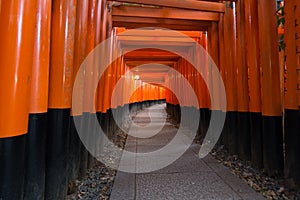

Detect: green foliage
[279,34,285,51]
[276,4,285,51]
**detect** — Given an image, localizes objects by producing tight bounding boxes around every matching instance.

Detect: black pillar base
[87,112,97,169]
[110,108,118,135]
[106,109,113,139]
[100,112,109,136]
[227,111,238,155]
[284,109,300,189]
[199,108,210,136]
[262,115,284,176]
[45,109,70,200]
[166,103,171,114]
[220,111,229,149]
[237,112,251,161]
[24,113,47,200]
[175,104,181,124]
[67,116,81,190]
[78,113,88,180]
[0,134,26,199]
[250,112,263,169]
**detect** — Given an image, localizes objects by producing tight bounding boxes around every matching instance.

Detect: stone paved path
[110,104,265,200]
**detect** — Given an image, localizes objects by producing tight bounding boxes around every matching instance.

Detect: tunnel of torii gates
[0,0,300,199]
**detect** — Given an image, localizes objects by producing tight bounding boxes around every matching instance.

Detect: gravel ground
[210,145,300,200]
[66,163,116,200]
[66,109,141,200]
[66,129,127,200]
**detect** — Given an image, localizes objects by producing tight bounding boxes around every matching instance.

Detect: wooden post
[0,1,37,199]
[284,0,300,189]
[257,0,284,176]
[46,0,77,199]
[218,12,229,148]
[208,22,220,112]
[73,0,89,180]
[235,0,250,161]
[223,2,238,155]
[24,0,52,199]
[297,2,300,109]
[244,0,263,168]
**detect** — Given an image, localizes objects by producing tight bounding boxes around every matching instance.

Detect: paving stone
[136,172,242,200]
[111,104,265,200]
[110,172,135,200]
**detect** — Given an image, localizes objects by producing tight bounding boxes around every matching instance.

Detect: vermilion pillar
[24,0,52,199]
[244,0,263,168]
[258,0,284,176]
[284,0,300,189]
[297,2,300,108]
[0,0,37,199]
[45,0,77,199]
[208,22,220,111]
[73,0,89,180]
[223,2,238,155]
[0,2,36,137]
[218,12,228,148]
[86,0,98,170]
[83,0,97,114]
[235,0,250,161]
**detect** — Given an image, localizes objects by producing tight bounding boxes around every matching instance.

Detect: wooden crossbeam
[118,34,196,48]
[125,49,178,57]
[107,0,225,13]
[126,60,177,67]
[117,29,201,38]
[122,44,193,56]
[112,6,220,22]
[125,48,179,55]
[113,22,209,31]
[119,36,194,42]
[113,16,212,27]
[112,16,211,30]
[125,56,180,61]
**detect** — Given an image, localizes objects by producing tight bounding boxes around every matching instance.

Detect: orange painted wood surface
[72,0,89,116]
[244,0,261,113]
[107,0,225,12]
[112,6,220,22]
[83,0,97,113]
[284,0,299,110]
[48,0,77,109]
[0,0,37,137]
[223,2,237,112]
[29,0,52,114]
[295,1,300,106]
[258,0,282,116]
[235,0,249,112]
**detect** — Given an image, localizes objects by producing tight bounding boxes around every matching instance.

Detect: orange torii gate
[1,0,300,199]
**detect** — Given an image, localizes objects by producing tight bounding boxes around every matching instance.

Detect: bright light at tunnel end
[72,27,227,173]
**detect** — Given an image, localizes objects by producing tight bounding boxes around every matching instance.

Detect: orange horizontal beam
[118,37,197,47]
[112,16,211,29]
[108,0,225,12]
[125,50,177,55]
[119,40,194,47]
[118,39,198,51]
[117,29,201,38]
[124,49,180,59]
[126,60,176,66]
[125,56,179,61]
[140,78,165,83]
[113,22,209,31]
[112,6,220,21]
